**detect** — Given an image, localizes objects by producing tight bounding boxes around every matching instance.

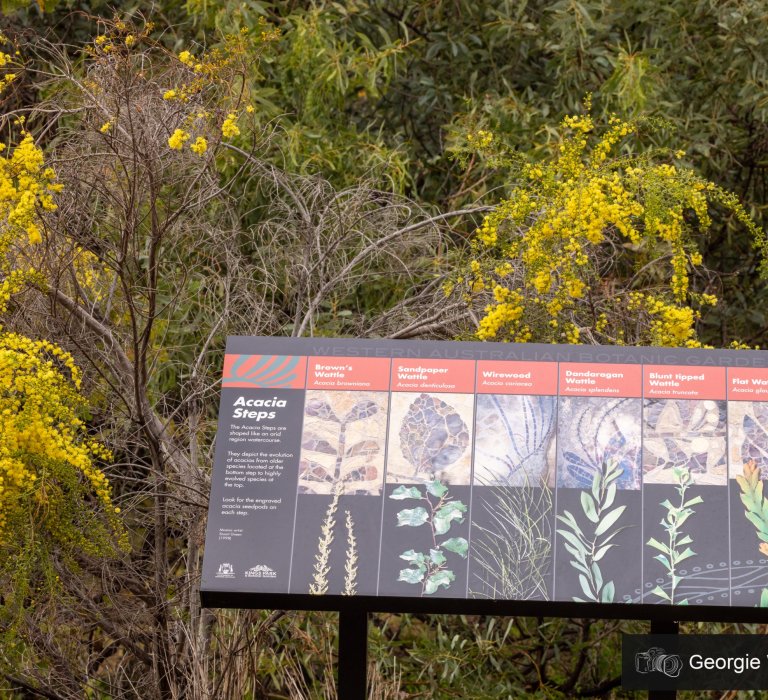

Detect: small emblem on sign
[245,564,277,578]
[216,563,235,578]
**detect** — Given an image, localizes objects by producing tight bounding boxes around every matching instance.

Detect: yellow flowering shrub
[457,111,765,347]
[221,112,240,139]
[190,136,208,155]
[153,21,278,157]
[168,128,190,150]
[0,136,124,599]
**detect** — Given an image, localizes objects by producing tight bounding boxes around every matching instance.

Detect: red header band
[559,362,642,397]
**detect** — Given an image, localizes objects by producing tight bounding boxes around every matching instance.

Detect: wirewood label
[201,338,768,614]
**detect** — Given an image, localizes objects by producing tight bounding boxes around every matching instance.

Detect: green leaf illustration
[580,491,598,523]
[398,567,426,584]
[557,459,625,603]
[594,505,626,537]
[647,465,701,605]
[433,501,467,535]
[399,549,427,565]
[396,507,429,527]
[392,481,466,596]
[390,485,423,500]
[426,480,448,498]
[441,537,468,557]
[424,570,455,595]
[429,548,446,566]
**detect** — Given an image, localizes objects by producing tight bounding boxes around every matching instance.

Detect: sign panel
[201,338,768,620]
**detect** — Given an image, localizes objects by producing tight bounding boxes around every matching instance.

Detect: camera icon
[635,647,683,678]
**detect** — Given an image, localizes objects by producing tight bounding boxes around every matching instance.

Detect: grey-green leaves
[646,465,701,605]
[556,458,627,604]
[396,507,429,527]
[390,480,468,595]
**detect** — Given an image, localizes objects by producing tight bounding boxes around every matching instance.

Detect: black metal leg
[338,609,368,699]
[648,619,678,700]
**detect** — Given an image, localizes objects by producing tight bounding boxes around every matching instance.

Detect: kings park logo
[623,635,768,690]
[245,564,277,579]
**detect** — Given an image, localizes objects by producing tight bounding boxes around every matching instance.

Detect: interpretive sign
[201,337,768,621]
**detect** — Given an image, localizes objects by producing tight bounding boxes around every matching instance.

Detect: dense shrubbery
[0,3,767,699]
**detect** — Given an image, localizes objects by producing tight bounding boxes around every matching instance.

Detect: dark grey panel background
[468,485,554,601]
[642,484,730,606]
[554,489,642,603]
[201,387,304,593]
[379,484,471,599]
[729,483,768,606]
[289,494,383,596]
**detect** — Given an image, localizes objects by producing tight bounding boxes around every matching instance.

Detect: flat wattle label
[306,356,390,391]
[644,364,725,399]
[728,367,768,400]
[390,358,474,393]
[476,360,557,394]
[559,362,641,397]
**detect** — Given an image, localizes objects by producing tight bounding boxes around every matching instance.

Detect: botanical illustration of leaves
[675,547,696,563]
[650,585,671,602]
[304,398,339,422]
[563,542,586,565]
[593,543,616,562]
[578,574,595,601]
[424,570,455,595]
[556,510,584,537]
[390,485,423,500]
[557,528,588,556]
[343,400,379,424]
[399,549,426,565]
[429,548,446,566]
[601,580,615,603]
[398,568,426,584]
[433,501,467,535]
[396,507,429,527]
[594,505,626,537]
[440,537,468,557]
[426,480,448,498]
[569,559,590,576]
[580,491,598,523]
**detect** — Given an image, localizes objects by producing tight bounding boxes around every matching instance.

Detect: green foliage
[557,459,626,603]
[647,466,703,605]
[391,481,468,596]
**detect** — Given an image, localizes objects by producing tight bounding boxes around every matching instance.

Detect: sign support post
[338,609,368,698]
[649,619,678,700]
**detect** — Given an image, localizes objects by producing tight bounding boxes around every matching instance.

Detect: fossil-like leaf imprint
[400,393,469,476]
[300,394,384,492]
